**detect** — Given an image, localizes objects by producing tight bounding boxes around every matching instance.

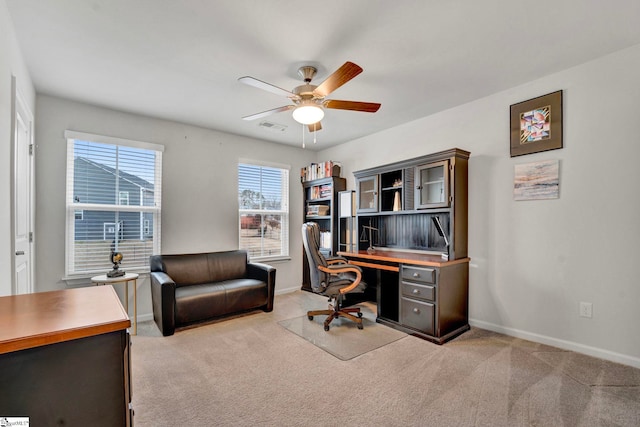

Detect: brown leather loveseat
[150,250,276,336]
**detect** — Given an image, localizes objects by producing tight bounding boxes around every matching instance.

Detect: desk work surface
[0,286,130,354]
[338,249,470,268]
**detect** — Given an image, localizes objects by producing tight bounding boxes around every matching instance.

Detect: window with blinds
[238,161,289,260]
[65,131,163,276]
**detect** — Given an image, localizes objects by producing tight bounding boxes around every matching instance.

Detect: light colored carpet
[278,302,406,360]
[131,291,640,426]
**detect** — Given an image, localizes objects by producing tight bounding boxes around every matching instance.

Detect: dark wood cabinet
[353,148,469,261]
[342,148,470,343]
[356,175,378,213]
[415,160,450,209]
[0,286,133,426]
[301,176,346,291]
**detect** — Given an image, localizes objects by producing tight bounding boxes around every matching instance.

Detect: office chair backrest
[302,222,328,293]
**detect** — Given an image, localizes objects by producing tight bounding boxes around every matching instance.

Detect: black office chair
[302,222,366,331]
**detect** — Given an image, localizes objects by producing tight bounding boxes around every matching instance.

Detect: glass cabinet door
[357,176,378,213]
[415,160,449,209]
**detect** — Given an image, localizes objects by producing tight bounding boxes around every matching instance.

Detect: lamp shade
[292,104,324,125]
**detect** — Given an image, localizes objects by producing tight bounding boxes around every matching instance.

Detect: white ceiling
[7,0,640,149]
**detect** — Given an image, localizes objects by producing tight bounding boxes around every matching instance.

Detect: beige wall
[319,44,640,367]
[34,95,316,318]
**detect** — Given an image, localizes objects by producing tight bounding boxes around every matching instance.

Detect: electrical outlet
[579,302,593,318]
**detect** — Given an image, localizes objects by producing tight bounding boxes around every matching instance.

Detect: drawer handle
[413,308,420,314]
[413,272,420,278]
[412,289,420,295]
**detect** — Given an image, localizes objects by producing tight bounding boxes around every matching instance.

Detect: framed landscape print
[513,159,559,201]
[510,90,563,157]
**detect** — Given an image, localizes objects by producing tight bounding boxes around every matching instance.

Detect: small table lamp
[107,251,126,278]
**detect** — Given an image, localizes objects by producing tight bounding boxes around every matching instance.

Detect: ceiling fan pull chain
[302,124,305,149]
[313,123,317,144]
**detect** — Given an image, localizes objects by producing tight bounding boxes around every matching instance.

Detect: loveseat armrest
[247,262,277,312]
[150,271,177,336]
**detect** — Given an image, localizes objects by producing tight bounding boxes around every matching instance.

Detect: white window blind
[238,162,289,260]
[65,131,163,276]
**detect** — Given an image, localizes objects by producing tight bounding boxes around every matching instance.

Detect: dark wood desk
[0,286,133,426]
[338,250,470,344]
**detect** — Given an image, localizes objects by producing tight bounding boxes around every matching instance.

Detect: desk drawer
[401,297,434,335]
[401,281,435,302]
[401,265,436,284]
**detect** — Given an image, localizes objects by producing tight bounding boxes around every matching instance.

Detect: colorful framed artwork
[513,159,559,201]
[510,90,563,157]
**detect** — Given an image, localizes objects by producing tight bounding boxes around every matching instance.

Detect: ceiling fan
[238,61,381,132]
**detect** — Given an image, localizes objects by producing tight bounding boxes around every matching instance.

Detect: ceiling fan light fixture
[292,104,324,125]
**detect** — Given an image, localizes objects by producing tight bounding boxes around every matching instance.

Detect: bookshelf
[301,175,346,292]
[300,160,341,183]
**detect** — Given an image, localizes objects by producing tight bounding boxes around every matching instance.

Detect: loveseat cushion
[174,278,267,324]
[150,250,249,287]
[222,279,269,313]
[150,253,211,287]
[205,251,248,284]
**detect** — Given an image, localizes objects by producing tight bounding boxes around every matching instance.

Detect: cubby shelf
[301,176,346,292]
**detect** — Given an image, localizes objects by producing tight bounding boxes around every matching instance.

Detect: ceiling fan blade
[307,122,322,132]
[242,105,294,121]
[313,62,363,98]
[238,76,298,99]
[324,99,381,113]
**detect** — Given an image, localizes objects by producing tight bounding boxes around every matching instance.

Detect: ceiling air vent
[258,121,287,132]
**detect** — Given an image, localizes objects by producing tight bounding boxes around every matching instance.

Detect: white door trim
[10,76,35,294]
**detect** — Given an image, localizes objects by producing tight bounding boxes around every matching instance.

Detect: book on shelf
[300,160,341,182]
[306,205,330,216]
[319,185,331,198]
[320,231,332,250]
[308,184,333,200]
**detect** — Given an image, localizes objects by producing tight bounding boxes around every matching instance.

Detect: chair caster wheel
[357,323,364,330]
[357,312,363,318]
[308,315,314,321]
[324,324,330,331]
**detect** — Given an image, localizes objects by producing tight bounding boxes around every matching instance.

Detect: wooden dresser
[0,286,133,426]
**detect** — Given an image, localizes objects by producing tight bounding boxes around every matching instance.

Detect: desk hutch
[339,148,470,343]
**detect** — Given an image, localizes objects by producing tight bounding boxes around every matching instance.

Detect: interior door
[12,82,34,295]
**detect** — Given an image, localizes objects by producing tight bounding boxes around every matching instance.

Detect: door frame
[10,76,35,294]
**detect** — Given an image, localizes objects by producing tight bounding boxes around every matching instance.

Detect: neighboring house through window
[238,161,289,260]
[65,130,164,276]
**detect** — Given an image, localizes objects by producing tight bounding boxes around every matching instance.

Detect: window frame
[118,191,130,205]
[64,130,164,277]
[238,159,290,261]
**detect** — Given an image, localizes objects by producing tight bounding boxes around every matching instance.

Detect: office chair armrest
[318,264,363,294]
[326,255,348,265]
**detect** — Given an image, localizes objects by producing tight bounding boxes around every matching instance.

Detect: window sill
[250,256,291,264]
[63,269,150,287]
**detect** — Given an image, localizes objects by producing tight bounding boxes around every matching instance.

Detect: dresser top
[0,286,130,354]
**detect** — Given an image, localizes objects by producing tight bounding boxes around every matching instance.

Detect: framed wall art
[513,159,559,201]
[510,90,563,157]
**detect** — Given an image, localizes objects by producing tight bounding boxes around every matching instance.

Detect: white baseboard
[275,286,302,295]
[470,318,640,369]
[136,312,154,323]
